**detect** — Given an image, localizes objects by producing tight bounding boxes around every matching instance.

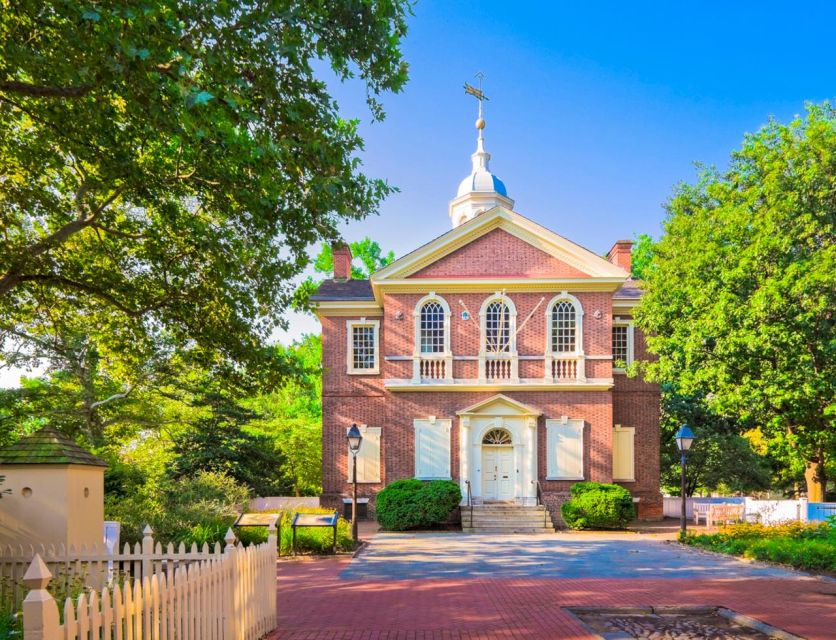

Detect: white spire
[449,75,514,228]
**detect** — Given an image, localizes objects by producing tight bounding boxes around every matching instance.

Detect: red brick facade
[317,220,663,525]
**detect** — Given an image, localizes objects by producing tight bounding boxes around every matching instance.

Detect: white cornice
[313,301,382,317]
[384,378,614,392]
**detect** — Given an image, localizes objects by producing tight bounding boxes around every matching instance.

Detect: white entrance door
[482,447,514,501]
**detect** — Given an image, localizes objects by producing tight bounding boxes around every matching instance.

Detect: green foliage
[684,521,836,571]
[244,335,322,496]
[376,479,461,531]
[170,393,292,497]
[630,233,655,280]
[560,482,636,530]
[1,0,411,392]
[659,387,773,496]
[240,509,353,555]
[636,103,836,499]
[106,470,249,546]
[313,237,396,280]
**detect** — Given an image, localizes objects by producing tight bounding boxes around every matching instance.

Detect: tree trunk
[804,456,827,502]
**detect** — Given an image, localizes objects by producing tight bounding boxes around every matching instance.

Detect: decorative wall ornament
[593,309,602,319]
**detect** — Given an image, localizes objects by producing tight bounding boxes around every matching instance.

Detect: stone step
[462,527,555,534]
[467,513,551,521]
[469,506,548,512]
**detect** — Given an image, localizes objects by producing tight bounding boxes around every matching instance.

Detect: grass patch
[683,520,836,571]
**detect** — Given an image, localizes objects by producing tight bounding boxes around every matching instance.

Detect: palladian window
[550,301,577,353]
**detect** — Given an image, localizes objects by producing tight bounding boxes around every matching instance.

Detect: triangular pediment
[371,207,627,282]
[456,394,542,417]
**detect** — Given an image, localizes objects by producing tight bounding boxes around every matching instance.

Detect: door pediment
[456,394,542,417]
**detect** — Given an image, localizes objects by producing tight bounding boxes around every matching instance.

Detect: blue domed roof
[456,170,508,198]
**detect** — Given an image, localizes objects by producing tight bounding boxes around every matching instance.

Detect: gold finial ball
[475,117,486,130]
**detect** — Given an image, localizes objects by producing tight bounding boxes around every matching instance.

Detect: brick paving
[272,534,836,640]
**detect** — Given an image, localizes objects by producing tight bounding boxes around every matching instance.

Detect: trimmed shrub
[376,479,461,531]
[560,481,635,529]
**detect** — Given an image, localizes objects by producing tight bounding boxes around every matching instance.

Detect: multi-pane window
[419,302,445,353]
[612,325,629,366]
[612,321,634,369]
[346,320,379,374]
[551,301,577,353]
[485,301,511,353]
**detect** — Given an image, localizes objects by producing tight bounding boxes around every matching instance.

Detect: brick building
[312,115,662,525]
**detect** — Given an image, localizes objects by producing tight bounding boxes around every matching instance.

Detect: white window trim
[346,318,380,375]
[613,424,636,482]
[612,317,635,374]
[346,424,382,483]
[545,417,585,480]
[412,293,453,381]
[413,417,453,480]
[544,292,585,381]
[478,293,518,382]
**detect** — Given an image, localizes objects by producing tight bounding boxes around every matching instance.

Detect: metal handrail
[534,480,547,528]
[464,480,473,529]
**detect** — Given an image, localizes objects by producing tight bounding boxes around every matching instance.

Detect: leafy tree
[630,233,655,280]
[0,1,410,387]
[659,387,773,496]
[246,334,322,496]
[170,393,292,497]
[636,103,836,501]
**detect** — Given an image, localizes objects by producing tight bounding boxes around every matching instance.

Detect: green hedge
[560,481,635,529]
[376,479,461,531]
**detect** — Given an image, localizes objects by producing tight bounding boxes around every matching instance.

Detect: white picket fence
[662,497,808,524]
[15,526,277,640]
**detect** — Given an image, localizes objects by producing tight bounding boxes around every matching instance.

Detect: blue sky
[2,2,835,386]
[273,1,836,342]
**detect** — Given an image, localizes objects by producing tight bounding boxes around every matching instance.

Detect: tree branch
[0,80,95,98]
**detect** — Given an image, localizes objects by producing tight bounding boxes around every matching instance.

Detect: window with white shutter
[613,425,636,481]
[413,418,452,479]
[347,426,381,483]
[546,419,584,480]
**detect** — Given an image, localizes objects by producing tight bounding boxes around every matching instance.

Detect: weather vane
[464,72,488,135]
[463,71,488,103]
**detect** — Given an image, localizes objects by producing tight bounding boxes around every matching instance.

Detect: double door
[481,446,514,501]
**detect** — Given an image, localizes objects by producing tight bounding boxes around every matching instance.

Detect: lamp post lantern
[346,423,363,543]
[675,424,696,538]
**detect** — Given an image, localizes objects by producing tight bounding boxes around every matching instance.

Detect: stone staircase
[461,503,555,534]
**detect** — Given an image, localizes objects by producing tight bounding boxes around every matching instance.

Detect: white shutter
[414,419,452,479]
[546,419,584,480]
[613,425,635,481]
[348,426,381,483]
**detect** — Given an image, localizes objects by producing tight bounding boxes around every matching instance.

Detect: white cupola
[448,97,514,228]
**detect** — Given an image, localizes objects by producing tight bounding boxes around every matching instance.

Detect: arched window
[551,301,577,353]
[482,428,512,445]
[419,301,445,353]
[412,293,452,381]
[485,300,511,353]
[546,294,583,355]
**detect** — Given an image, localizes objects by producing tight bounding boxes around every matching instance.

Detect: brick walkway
[272,536,836,640]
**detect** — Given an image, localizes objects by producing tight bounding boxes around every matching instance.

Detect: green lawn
[683,521,836,572]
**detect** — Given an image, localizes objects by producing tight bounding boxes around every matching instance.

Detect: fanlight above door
[482,428,512,445]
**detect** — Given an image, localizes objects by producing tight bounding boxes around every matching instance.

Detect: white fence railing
[15,526,277,640]
[663,497,808,524]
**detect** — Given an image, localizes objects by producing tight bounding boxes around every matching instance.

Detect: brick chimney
[607,240,633,273]
[332,242,353,280]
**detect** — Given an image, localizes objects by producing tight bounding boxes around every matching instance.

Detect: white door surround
[457,394,541,505]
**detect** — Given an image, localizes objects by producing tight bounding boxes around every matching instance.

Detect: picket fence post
[141,525,154,579]
[267,523,278,629]
[22,555,60,640]
[223,528,239,640]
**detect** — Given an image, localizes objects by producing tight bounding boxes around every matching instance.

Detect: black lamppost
[675,424,696,538]
[346,423,363,543]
